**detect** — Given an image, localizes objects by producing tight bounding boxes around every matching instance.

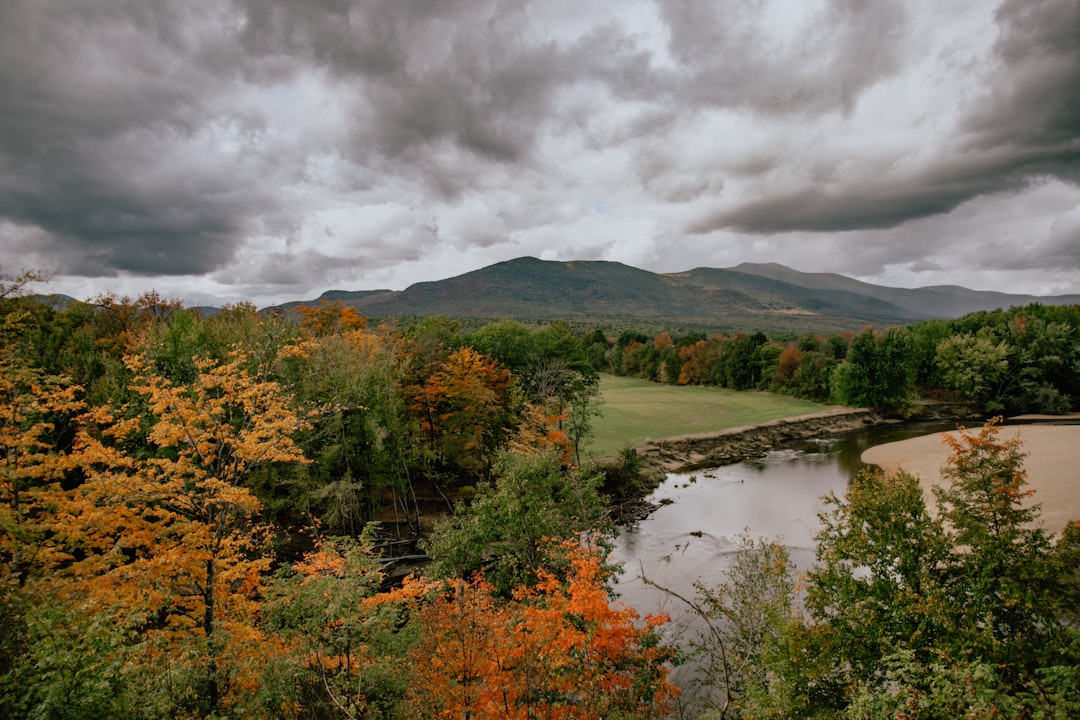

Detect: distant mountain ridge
[728,262,1068,320]
[264,257,1080,332]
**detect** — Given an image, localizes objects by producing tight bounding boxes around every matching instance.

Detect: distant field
[587,374,833,458]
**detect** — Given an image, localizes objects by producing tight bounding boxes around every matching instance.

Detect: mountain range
[268,257,1080,333]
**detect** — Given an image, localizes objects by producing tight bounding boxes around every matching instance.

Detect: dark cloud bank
[1,0,1078,302]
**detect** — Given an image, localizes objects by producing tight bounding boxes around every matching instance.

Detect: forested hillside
[3,268,1079,718]
[269,257,1080,334]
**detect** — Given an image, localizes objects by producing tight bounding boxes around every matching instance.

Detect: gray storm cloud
[688,0,1080,236]
[0,0,1077,302]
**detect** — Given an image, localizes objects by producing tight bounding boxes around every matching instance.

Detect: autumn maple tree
[261,536,677,720]
[297,299,367,337]
[0,357,83,583]
[677,338,722,385]
[407,539,676,719]
[49,347,311,716]
[1,353,89,720]
[509,397,579,465]
[409,346,515,477]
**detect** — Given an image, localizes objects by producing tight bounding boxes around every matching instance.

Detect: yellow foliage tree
[52,348,310,716]
[298,299,367,337]
[0,355,83,586]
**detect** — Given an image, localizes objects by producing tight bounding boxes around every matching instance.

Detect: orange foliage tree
[298,299,367,337]
[510,399,574,462]
[267,539,676,719]
[52,347,311,716]
[409,347,515,477]
[84,290,188,356]
[776,344,801,384]
[407,540,677,719]
[0,355,83,586]
[678,337,722,385]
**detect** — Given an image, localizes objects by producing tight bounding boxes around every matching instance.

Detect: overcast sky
[2,0,1079,308]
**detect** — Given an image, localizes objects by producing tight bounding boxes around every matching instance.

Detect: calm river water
[611,420,959,631]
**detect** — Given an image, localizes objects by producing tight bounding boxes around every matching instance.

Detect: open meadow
[587,374,833,458]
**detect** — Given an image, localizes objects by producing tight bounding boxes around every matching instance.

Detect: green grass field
[586,374,835,458]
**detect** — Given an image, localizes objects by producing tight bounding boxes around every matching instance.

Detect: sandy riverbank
[862,423,1080,536]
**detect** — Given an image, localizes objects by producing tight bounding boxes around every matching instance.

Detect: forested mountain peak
[269,258,1080,333]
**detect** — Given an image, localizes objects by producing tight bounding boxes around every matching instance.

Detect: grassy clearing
[586,374,836,458]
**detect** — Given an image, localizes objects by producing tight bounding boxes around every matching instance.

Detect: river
[610,420,959,658]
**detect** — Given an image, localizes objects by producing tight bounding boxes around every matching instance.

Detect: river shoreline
[627,407,1080,534]
[621,410,1080,534]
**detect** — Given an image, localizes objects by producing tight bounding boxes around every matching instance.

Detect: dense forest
[2,268,1079,718]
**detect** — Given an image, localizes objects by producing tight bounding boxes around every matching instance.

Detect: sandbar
[861,424,1080,536]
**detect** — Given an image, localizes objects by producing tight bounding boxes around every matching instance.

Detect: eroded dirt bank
[636,408,882,474]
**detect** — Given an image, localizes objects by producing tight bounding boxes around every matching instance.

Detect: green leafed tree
[806,468,951,685]
[932,420,1064,671]
[425,450,610,596]
[934,331,1010,412]
[688,536,807,719]
[691,418,1080,719]
[832,327,914,411]
[261,533,414,719]
[274,327,416,537]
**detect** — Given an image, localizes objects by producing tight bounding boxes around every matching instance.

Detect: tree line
[602,303,1080,415]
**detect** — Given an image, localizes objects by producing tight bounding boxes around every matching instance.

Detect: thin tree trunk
[204,557,219,715]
